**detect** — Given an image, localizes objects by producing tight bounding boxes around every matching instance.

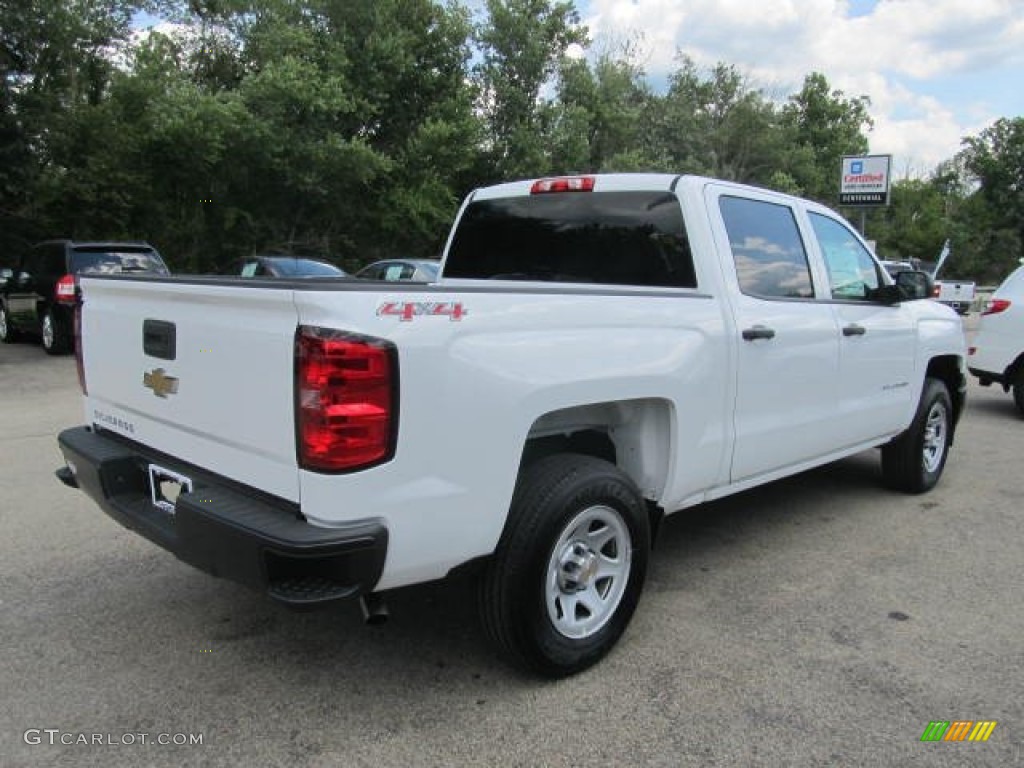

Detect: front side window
[719,196,814,299]
[809,213,881,301]
[445,191,697,289]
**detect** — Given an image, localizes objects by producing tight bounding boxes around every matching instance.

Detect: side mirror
[894,270,933,301]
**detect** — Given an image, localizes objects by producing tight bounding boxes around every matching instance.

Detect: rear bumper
[56,426,387,609]
[937,299,971,315]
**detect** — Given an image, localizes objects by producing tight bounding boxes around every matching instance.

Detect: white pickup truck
[933,279,976,315]
[57,174,967,677]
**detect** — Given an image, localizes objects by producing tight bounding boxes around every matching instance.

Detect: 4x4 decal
[377,301,467,322]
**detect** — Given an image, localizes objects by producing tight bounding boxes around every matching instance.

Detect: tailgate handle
[143,319,176,360]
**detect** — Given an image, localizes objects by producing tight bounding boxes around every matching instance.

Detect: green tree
[660,58,784,184]
[0,0,152,254]
[781,72,872,203]
[551,44,659,173]
[865,177,951,267]
[475,0,586,179]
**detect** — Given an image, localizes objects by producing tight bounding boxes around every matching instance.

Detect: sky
[575,0,1024,176]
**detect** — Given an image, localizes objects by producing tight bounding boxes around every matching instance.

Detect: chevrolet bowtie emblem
[143,368,179,398]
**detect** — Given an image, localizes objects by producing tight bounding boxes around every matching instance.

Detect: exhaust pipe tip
[359,593,389,625]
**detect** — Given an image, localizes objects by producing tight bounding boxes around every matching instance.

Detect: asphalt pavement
[1,334,1021,767]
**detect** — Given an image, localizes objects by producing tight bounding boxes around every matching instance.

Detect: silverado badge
[143,368,179,398]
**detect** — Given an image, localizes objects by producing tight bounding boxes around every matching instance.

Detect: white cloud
[581,0,1024,172]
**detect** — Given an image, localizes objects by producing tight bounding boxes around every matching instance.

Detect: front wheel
[881,378,953,493]
[479,454,650,678]
[1013,380,1024,418]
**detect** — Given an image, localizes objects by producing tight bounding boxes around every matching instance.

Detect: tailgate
[938,282,975,300]
[79,277,300,501]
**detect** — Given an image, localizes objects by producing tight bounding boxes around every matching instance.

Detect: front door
[806,211,917,444]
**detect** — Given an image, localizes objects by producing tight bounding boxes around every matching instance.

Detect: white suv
[969,265,1024,415]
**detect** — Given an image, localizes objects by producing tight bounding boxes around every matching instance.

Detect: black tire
[479,453,650,678]
[881,378,953,493]
[0,303,18,343]
[1013,380,1024,418]
[42,308,71,355]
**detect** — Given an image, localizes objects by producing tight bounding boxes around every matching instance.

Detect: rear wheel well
[520,430,616,468]
[517,399,672,545]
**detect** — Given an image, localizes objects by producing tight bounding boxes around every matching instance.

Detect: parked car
[969,265,1024,414]
[356,258,440,282]
[0,240,168,354]
[220,255,347,278]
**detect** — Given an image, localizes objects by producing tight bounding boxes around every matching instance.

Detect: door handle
[842,324,866,337]
[742,325,776,341]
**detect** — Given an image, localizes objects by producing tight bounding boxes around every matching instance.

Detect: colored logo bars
[920,721,997,742]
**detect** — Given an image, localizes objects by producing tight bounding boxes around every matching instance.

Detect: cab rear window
[445,191,697,288]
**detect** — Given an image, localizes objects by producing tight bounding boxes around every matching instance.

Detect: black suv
[0,240,169,354]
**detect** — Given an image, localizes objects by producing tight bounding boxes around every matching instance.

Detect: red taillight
[74,302,87,394]
[295,326,397,472]
[932,284,941,298]
[530,176,595,194]
[55,273,76,304]
[982,298,1011,316]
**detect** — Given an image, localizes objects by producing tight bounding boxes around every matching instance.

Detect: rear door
[706,185,842,483]
[805,210,917,443]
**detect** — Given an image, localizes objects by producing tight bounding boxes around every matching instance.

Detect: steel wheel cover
[545,504,632,639]
[922,401,948,473]
[42,313,54,349]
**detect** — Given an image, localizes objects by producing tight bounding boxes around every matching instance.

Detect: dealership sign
[840,154,892,206]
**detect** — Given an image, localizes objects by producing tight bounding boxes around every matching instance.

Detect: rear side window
[720,196,814,299]
[445,191,697,288]
[71,247,168,276]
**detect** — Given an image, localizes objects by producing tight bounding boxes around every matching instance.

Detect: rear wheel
[881,378,953,493]
[42,309,70,355]
[1013,380,1024,417]
[479,454,650,678]
[0,304,17,343]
